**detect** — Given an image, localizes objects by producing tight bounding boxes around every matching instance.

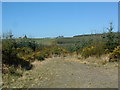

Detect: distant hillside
[32,38,56,45]
[13,32,119,46]
[73,32,118,37]
[56,32,119,51]
[73,33,103,37]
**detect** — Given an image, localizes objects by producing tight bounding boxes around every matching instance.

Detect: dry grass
[76,54,118,67]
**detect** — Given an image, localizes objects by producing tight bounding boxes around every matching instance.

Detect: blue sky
[2,2,118,38]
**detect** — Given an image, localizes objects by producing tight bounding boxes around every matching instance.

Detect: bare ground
[2,56,118,88]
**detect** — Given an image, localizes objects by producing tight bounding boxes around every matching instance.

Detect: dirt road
[3,57,118,88]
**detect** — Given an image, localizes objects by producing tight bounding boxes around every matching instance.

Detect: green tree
[2,31,17,65]
[103,22,116,52]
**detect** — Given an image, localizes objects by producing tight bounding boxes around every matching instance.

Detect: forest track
[3,57,118,88]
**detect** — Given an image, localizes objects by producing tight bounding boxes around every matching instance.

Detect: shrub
[20,47,33,54]
[36,54,45,61]
[42,47,52,58]
[81,46,95,58]
[2,38,32,70]
[51,46,68,56]
[17,53,34,62]
[34,52,45,61]
[16,38,38,51]
[81,41,106,58]
[109,45,120,62]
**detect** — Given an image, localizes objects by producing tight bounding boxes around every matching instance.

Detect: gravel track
[3,57,118,88]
